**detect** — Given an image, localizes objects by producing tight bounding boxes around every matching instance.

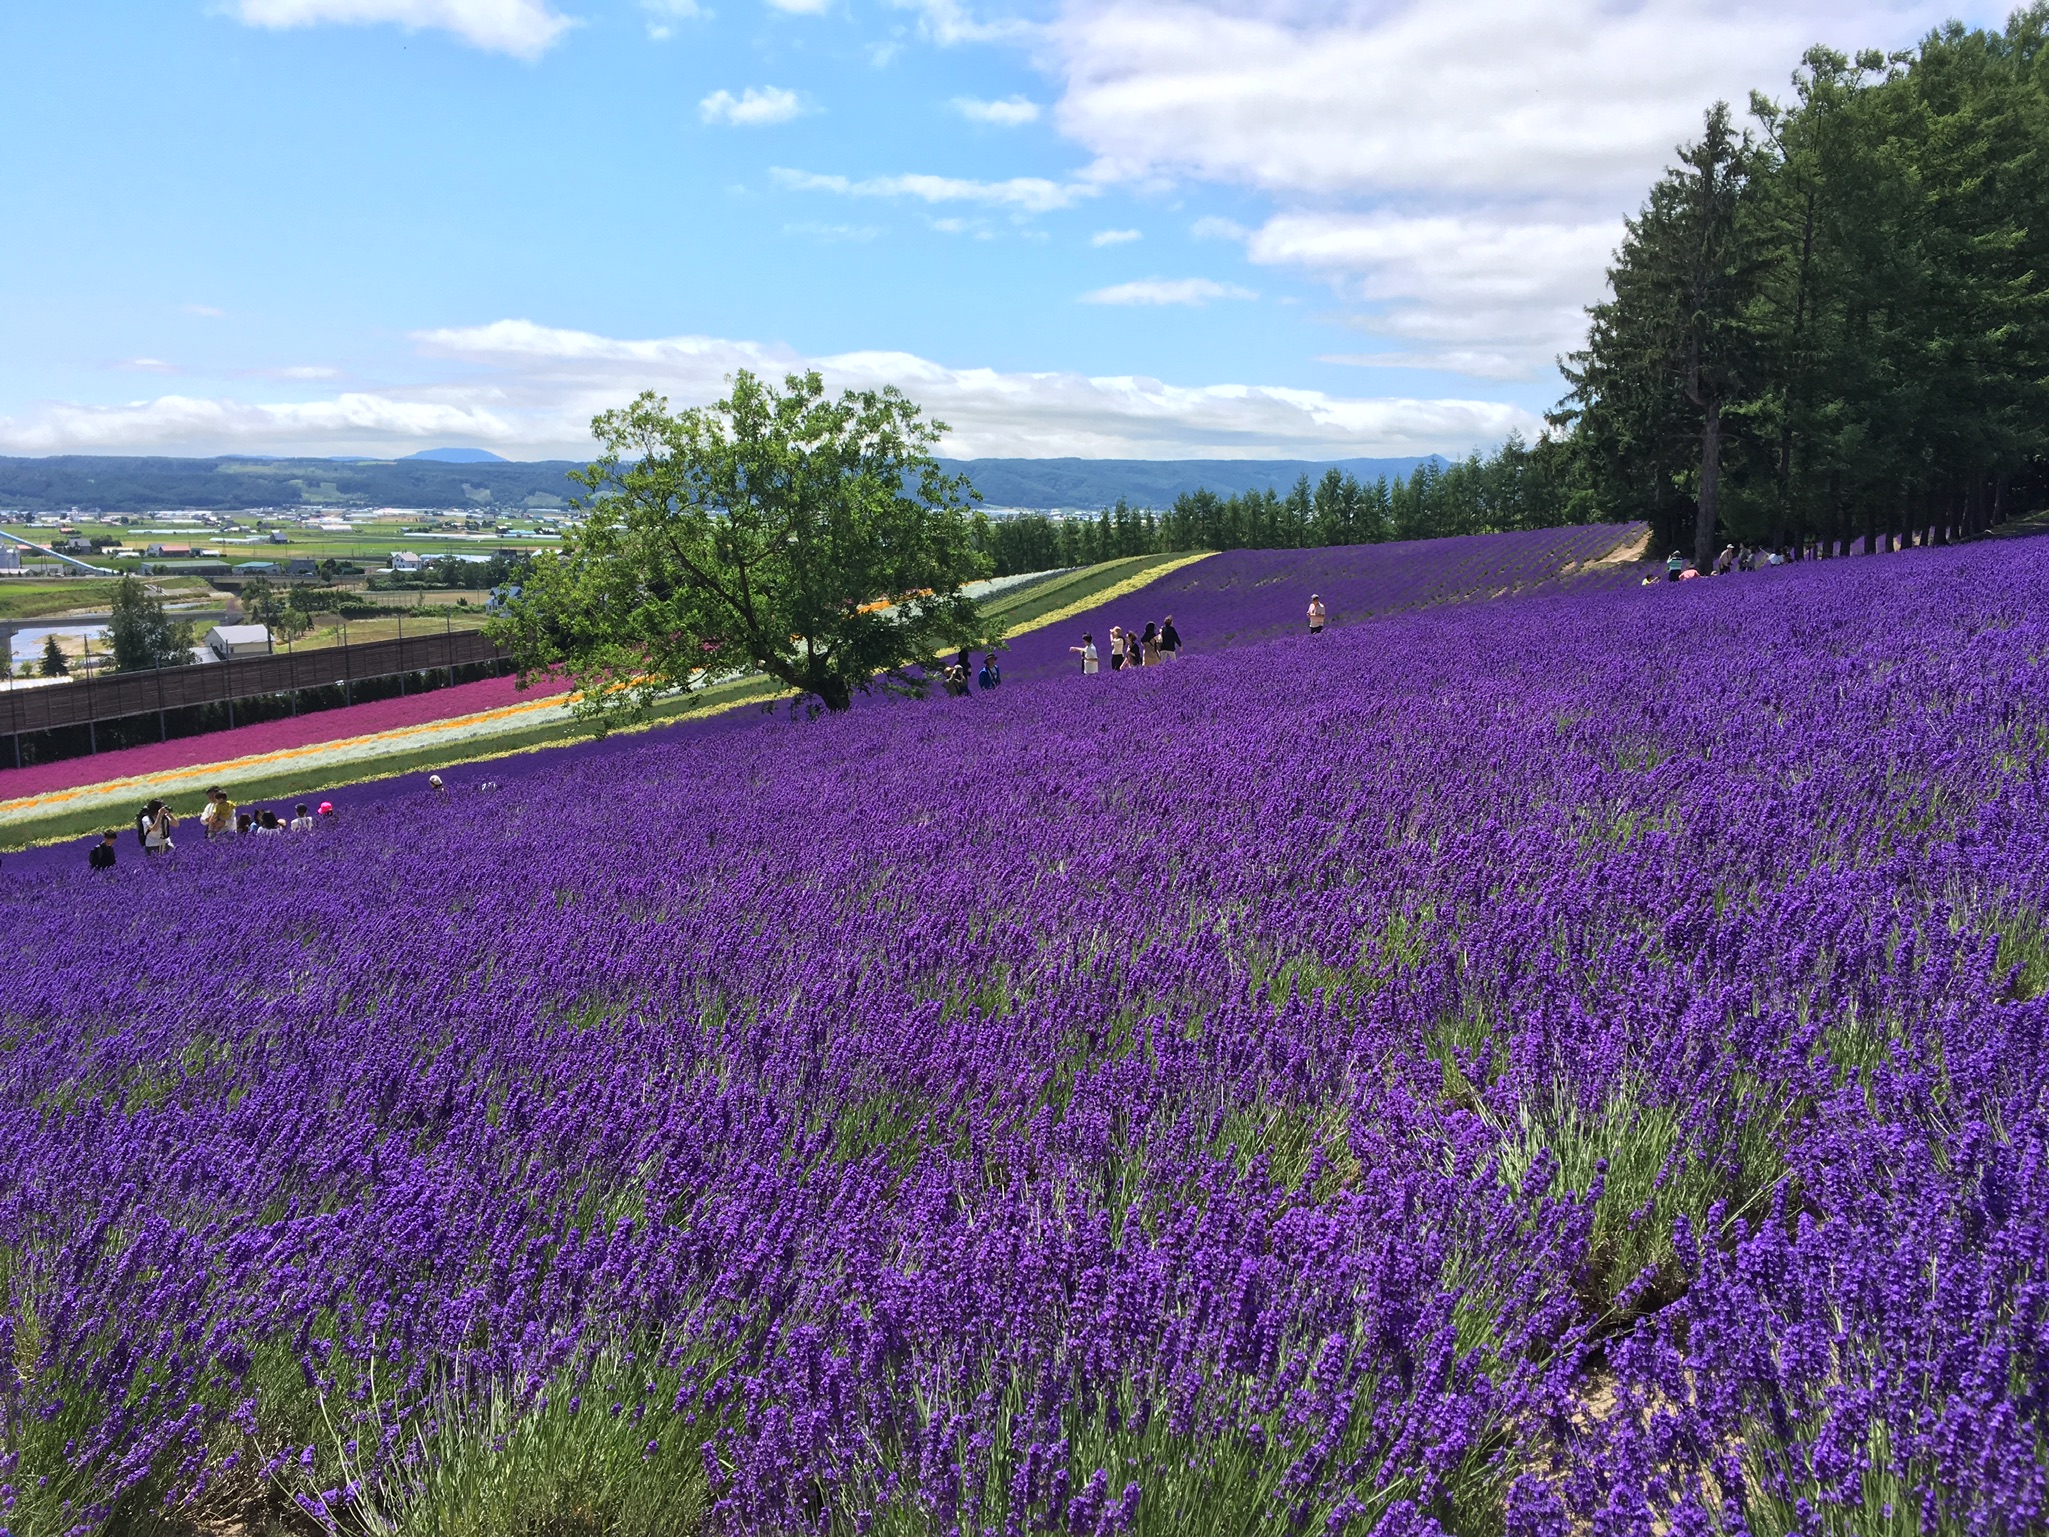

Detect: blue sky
[0,0,2012,460]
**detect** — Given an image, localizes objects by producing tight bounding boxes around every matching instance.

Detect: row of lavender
[2,533,2044,1534]
[1002,524,1645,677]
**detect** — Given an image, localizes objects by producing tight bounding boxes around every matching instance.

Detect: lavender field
[4,533,2048,1536]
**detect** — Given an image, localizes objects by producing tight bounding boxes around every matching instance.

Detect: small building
[234,560,279,575]
[389,551,425,573]
[286,556,321,577]
[206,624,273,661]
[145,543,193,558]
[141,559,231,577]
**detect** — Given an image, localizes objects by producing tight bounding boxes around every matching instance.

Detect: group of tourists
[1070,615,1182,675]
[1650,545,1790,584]
[92,788,336,868]
[941,652,1002,696]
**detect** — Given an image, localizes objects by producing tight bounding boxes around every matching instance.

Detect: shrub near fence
[1,629,509,768]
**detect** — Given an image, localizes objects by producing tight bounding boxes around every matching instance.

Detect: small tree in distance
[40,634,68,677]
[493,370,997,718]
[107,575,195,673]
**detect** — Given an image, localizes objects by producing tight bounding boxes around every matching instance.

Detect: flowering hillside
[3,535,2046,1536]
[1002,524,1643,675]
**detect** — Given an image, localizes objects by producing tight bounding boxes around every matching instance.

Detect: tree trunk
[1695,398,1722,572]
[815,673,853,712]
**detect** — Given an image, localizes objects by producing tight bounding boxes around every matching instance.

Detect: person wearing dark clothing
[977,655,1001,690]
[89,832,117,871]
[1159,616,1181,659]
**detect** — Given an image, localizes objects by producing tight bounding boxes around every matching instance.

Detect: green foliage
[1563,13,2049,557]
[105,573,194,672]
[37,633,67,677]
[493,370,997,716]
[974,439,1586,576]
[371,549,532,592]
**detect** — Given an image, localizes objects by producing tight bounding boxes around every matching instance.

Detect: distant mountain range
[0,452,1452,516]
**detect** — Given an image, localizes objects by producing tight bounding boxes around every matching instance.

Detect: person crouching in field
[89,832,117,871]
[200,786,233,840]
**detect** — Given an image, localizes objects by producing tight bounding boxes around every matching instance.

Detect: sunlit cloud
[1080,277,1255,306]
[954,95,1041,125]
[0,319,1539,460]
[773,167,1097,212]
[701,87,809,126]
[227,0,574,59]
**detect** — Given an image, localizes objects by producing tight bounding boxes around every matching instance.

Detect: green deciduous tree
[107,575,194,673]
[494,370,996,718]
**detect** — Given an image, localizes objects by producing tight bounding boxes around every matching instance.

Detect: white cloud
[0,318,1537,460]
[1040,0,1995,376]
[954,95,1041,126]
[182,303,226,318]
[784,221,884,241]
[700,87,808,126]
[228,0,574,59]
[1090,227,1141,246]
[766,0,832,13]
[0,393,516,456]
[1080,277,1254,306]
[114,358,181,375]
[642,0,703,38]
[1246,211,1622,378]
[1052,0,1970,202]
[892,0,1032,46]
[773,167,1097,212]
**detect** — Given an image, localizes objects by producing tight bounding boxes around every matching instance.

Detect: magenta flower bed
[0,670,572,801]
[9,529,2048,1532]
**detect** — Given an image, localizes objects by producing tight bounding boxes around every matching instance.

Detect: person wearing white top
[1070,633,1099,675]
[1307,596,1327,634]
[289,803,315,832]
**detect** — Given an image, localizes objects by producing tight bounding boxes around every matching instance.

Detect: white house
[389,551,425,572]
[206,624,273,660]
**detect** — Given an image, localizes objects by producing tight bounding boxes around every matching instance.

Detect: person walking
[1159,615,1181,660]
[977,654,1001,691]
[89,831,117,871]
[1141,622,1161,665]
[1714,544,1736,576]
[1307,595,1327,635]
[1071,633,1099,675]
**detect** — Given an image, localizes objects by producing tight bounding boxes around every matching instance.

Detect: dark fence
[3,628,506,739]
